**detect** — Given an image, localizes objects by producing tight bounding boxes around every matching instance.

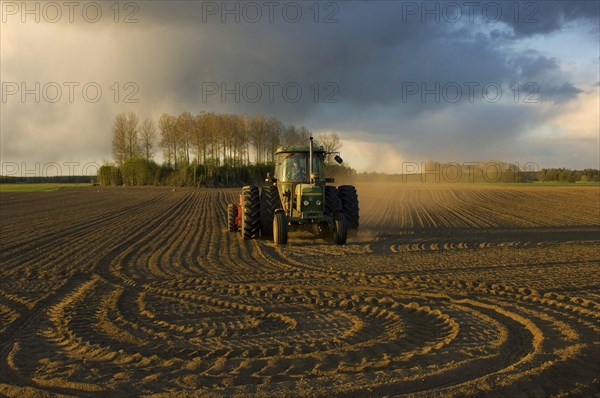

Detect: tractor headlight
[303,200,309,206]
[316,200,322,206]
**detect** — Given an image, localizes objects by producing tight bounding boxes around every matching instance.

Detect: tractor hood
[295,184,323,217]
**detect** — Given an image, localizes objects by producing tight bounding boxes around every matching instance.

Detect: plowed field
[1,183,599,397]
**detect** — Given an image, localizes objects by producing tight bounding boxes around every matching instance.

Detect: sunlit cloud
[550,86,600,143]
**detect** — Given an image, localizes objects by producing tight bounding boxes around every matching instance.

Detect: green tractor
[227,137,359,245]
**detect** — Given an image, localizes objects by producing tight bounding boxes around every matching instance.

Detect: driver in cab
[287,159,306,181]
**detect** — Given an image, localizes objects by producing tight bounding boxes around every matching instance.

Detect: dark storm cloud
[138,1,599,32]
[510,55,560,79]
[307,99,544,156]
[491,0,600,37]
[128,1,591,121]
[539,82,583,103]
[1,0,597,169]
[507,54,583,103]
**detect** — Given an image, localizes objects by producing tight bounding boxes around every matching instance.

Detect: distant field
[493,181,599,187]
[0,183,598,396]
[353,179,600,187]
[0,183,91,192]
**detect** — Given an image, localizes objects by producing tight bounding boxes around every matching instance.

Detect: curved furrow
[135,191,202,279]
[0,192,176,311]
[97,191,196,285]
[1,185,598,396]
[0,191,170,279]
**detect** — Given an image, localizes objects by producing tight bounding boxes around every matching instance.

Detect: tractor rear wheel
[261,185,280,238]
[332,212,348,245]
[273,212,288,244]
[324,186,342,216]
[339,185,359,230]
[227,204,238,232]
[242,186,261,240]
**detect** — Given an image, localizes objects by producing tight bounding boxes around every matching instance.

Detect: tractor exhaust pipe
[309,136,313,184]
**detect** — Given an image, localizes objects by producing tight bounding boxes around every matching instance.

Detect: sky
[1,0,599,175]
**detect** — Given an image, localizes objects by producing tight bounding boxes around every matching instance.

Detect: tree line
[355,161,600,184]
[537,168,599,183]
[101,111,346,187]
[100,111,598,187]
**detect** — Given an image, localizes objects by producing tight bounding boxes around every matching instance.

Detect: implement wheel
[227,204,238,232]
[242,186,261,240]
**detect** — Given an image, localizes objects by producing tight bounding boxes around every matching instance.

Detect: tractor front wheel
[332,212,348,245]
[261,185,280,238]
[273,212,288,245]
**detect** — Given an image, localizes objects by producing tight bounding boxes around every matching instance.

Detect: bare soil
[1,183,598,397]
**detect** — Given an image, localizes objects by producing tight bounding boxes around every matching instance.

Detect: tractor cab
[275,151,324,183]
[274,146,326,219]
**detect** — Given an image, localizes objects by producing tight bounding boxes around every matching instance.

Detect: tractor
[227,137,359,245]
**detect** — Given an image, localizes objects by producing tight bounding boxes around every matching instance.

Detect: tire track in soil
[0,186,598,396]
[247,185,599,395]
[0,190,191,395]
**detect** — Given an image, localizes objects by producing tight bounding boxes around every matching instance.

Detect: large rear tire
[273,212,288,245]
[242,186,261,240]
[261,185,280,238]
[227,204,238,232]
[339,185,359,230]
[332,212,348,245]
[324,186,342,216]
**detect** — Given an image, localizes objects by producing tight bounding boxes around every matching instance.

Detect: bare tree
[124,112,140,160]
[231,114,249,166]
[111,113,128,164]
[193,111,210,164]
[177,111,193,166]
[316,131,342,164]
[219,113,233,164]
[282,124,312,146]
[205,112,219,164]
[139,118,156,161]
[297,126,311,144]
[159,113,177,167]
[238,113,251,165]
[111,112,141,164]
[250,113,267,163]
[265,116,284,162]
[282,124,297,146]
